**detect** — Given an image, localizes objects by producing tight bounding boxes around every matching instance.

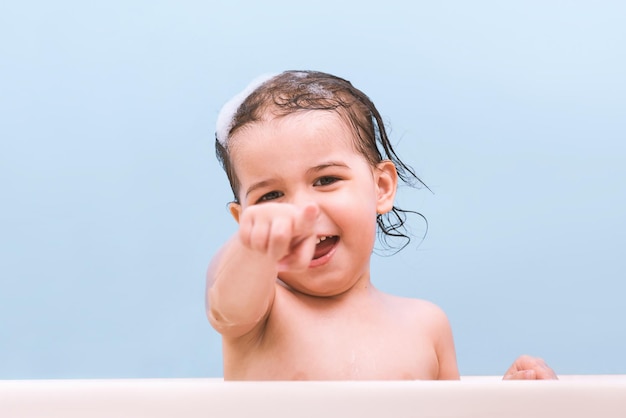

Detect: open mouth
[313,235,339,260]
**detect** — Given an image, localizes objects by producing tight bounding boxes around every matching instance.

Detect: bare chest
[224,299,438,380]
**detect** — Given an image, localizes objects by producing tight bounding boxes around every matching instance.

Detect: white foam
[216,73,278,146]
[305,82,332,98]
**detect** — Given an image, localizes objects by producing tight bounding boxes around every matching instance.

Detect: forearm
[206,235,277,336]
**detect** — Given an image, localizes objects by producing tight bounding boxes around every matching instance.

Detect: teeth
[315,236,331,245]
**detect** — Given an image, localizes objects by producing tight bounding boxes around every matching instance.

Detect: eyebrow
[244,161,350,198]
[245,179,276,198]
[306,161,350,175]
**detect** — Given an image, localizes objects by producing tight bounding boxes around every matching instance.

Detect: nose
[288,187,314,207]
[288,189,321,217]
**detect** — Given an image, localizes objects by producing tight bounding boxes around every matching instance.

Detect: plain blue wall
[1,1,624,378]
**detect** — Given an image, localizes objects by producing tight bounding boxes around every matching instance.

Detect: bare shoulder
[382,293,450,327]
[381,293,459,379]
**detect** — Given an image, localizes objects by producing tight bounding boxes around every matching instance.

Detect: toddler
[206,70,556,381]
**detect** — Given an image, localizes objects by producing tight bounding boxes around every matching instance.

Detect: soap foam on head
[216,73,278,146]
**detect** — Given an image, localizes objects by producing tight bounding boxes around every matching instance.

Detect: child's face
[228,110,397,296]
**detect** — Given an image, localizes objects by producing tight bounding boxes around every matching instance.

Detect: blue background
[1,1,624,379]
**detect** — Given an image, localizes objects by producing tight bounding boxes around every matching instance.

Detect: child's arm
[502,355,558,380]
[206,202,319,339]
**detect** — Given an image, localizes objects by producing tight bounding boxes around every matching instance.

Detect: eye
[314,176,340,187]
[257,190,283,203]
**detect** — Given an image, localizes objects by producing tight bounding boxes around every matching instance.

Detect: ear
[375,160,398,214]
[228,202,242,223]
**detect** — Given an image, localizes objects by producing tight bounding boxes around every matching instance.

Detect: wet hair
[215,70,428,252]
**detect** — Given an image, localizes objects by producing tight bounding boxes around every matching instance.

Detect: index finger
[291,203,319,237]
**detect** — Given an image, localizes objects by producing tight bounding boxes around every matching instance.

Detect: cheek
[332,191,378,234]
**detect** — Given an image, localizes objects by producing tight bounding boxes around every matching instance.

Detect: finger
[302,203,320,222]
[278,223,318,272]
[503,370,536,380]
[238,212,255,248]
[515,356,558,379]
[277,229,317,272]
[292,203,319,237]
[283,233,317,272]
[504,354,541,376]
[248,217,271,252]
[535,364,558,380]
[267,216,293,262]
[503,358,523,377]
[277,204,319,271]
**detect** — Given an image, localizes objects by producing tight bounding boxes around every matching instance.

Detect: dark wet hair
[215,70,428,252]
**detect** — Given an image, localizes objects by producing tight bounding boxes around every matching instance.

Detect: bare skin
[207,111,555,381]
[210,240,459,380]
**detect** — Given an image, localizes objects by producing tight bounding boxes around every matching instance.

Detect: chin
[282,277,358,298]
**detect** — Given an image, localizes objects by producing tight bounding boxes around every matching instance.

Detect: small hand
[238,202,319,272]
[503,355,558,380]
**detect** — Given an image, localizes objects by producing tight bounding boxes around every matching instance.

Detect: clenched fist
[238,202,320,272]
